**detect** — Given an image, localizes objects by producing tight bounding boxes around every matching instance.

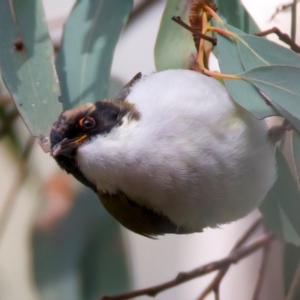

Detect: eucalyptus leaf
[284,243,300,298]
[215,0,259,33]
[236,34,300,70]
[242,66,300,121]
[260,150,300,245]
[212,21,276,119]
[154,0,196,71]
[292,130,300,188]
[0,0,62,136]
[267,101,300,133]
[213,22,300,70]
[56,0,133,110]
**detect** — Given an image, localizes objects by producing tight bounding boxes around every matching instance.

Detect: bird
[50,69,277,238]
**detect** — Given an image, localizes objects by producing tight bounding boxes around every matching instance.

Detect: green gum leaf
[56,0,133,110]
[260,150,300,245]
[0,0,62,136]
[215,0,259,34]
[236,34,300,70]
[241,66,300,122]
[212,21,276,119]
[32,188,129,299]
[154,0,196,71]
[292,130,300,188]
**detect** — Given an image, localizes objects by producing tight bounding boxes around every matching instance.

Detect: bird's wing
[97,190,191,238]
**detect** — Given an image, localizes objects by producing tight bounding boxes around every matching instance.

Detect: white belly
[77,70,277,231]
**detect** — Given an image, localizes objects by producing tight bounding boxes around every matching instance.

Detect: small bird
[50,69,277,238]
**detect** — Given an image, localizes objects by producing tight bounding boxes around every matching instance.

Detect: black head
[50,100,139,189]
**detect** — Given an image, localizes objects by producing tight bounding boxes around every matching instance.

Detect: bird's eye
[79,117,96,129]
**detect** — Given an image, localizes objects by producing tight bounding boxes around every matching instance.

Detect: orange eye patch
[79,117,96,129]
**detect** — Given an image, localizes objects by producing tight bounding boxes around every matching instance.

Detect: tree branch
[197,218,263,300]
[101,231,275,300]
[255,27,300,53]
[251,240,271,300]
[270,0,300,20]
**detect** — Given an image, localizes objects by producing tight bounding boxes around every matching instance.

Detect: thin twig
[270,0,300,20]
[172,16,217,45]
[251,241,271,300]
[126,0,159,28]
[0,136,34,243]
[286,261,300,300]
[255,27,300,53]
[197,218,263,300]
[101,232,275,300]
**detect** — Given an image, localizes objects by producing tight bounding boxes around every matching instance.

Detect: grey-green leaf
[260,150,300,245]
[212,21,277,119]
[267,101,300,133]
[0,0,62,136]
[56,0,133,110]
[283,243,300,298]
[215,0,259,33]
[154,0,197,71]
[236,34,300,70]
[292,130,300,189]
[242,66,300,122]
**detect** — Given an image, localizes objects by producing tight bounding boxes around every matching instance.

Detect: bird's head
[50,72,142,178]
[50,100,139,174]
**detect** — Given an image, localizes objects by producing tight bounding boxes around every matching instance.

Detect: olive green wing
[97,191,190,238]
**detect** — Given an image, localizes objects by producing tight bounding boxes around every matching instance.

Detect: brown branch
[197,218,263,300]
[172,16,217,46]
[126,0,160,28]
[286,261,300,300]
[251,239,271,300]
[255,27,300,53]
[101,232,275,300]
[0,136,34,243]
[270,0,300,20]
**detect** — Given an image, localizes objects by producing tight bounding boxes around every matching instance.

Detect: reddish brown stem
[197,219,263,300]
[255,27,300,53]
[251,241,271,300]
[270,1,300,20]
[101,232,275,300]
[171,16,217,45]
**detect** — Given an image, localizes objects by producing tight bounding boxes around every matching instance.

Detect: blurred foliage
[284,243,300,299]
[33,187,129,300]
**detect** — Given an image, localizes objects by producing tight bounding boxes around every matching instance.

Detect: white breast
[77,69,276,231]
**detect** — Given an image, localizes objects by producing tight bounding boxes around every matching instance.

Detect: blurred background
[0,0,299,299]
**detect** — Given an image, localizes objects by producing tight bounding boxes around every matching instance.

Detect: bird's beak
[51,135,87,157]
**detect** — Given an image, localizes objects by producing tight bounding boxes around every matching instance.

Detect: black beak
[51,135,87,157]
